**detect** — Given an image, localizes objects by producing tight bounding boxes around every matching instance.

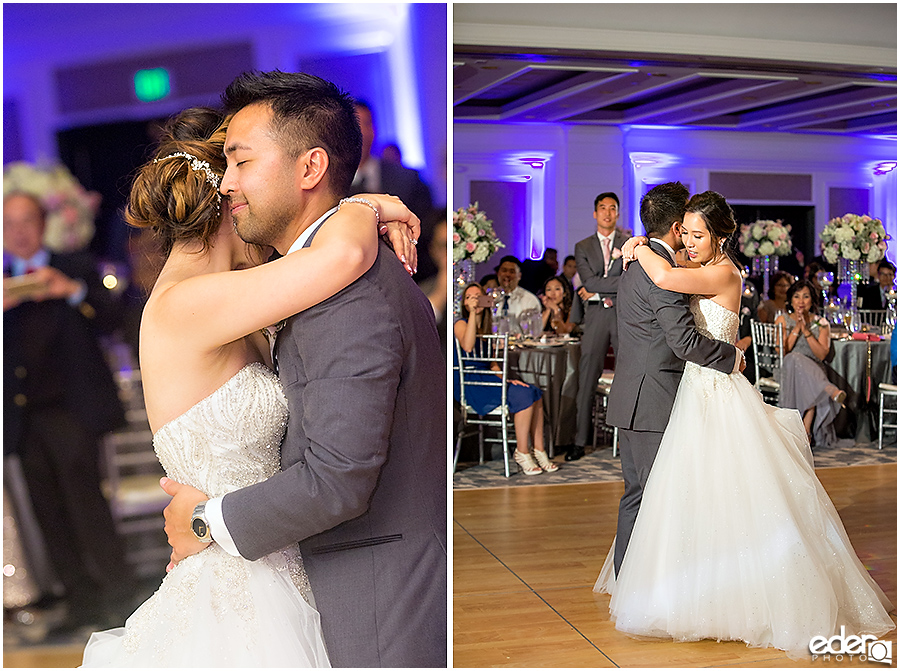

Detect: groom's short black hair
[640,182,690,237]
[222,70,362,196]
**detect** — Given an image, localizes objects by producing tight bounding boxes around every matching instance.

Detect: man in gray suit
[161,71,446,667]
[606,182,742,575]
[570,193,628,461]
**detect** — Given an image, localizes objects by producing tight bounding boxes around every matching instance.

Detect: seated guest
[454,283,557,474]
[776,280,845,447]
[520,247,558,293]
[803,261,824,296]
[539,275,577,335]
[495,255,541,332]
[479,273,499,291]
[757,270,793,323]
[859,259,896,310]
[561,254,580,289]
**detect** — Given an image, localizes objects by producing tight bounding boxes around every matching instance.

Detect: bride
[594,191,895,659]
[80,108,418,667]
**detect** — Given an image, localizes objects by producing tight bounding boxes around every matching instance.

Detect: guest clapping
[454,283,558,474]
[539,275,577,335]
[776,280,845,446]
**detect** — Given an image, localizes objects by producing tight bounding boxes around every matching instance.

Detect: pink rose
[453,232,461,243]
[465,241,476,253]
[478,229,486,236]
[466,214,474,221]
[611,247,623,260]
[870,232,878,239]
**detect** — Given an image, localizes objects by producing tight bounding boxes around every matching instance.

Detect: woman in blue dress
[454,282,558,474]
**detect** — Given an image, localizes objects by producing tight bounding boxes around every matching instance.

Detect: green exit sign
[134,68,171,102]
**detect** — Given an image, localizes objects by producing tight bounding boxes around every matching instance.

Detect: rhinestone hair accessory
[153,152,221,192]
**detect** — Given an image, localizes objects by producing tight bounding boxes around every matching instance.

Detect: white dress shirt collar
[286,207,339,255]
[650,238,677,263]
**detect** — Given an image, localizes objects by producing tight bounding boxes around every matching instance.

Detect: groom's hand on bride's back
[160,477,209,568]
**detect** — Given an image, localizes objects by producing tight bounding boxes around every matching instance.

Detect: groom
[606,182,742,575]
[161,71,446,667]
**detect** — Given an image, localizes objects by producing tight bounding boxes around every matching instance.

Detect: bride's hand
[353,194,420,275]
[622,236,648,268]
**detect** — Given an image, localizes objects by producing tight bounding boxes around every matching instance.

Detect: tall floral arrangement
[452,202,504,263]
[738,219,792,257]
[3,161,101,253]
[820,213,889,264]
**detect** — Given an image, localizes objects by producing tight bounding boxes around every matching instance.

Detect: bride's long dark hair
[684,191,737,264]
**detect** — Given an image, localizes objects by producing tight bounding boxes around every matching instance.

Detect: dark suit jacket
[859,282,887,310]
[606,242,736,432]
[350,159,437,280]
[4,251,124,452]
[221,232,447,667]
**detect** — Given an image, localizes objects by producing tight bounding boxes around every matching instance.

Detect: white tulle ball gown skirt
[594,362,895,659]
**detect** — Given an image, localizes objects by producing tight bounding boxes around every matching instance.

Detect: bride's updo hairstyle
[684,190,737,260]
[125,107,228,256]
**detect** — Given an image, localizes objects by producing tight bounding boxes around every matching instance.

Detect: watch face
[192,517,208,539]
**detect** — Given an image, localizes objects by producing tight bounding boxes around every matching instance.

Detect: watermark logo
[809,626,892,664]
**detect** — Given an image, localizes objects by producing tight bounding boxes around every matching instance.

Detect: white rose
[472,241,490,263]
[758,241,776,256]
[867,247,884,263]
[752,225,765,240]
[767,228,782,241]
[833,227,854,243]
[840,243,860,260]
[824,247,838,264]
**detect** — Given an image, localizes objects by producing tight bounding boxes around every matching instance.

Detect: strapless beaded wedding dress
[594,298,895,659]
[81,363,331,667]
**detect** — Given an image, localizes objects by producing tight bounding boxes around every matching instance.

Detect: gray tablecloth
[830,339,893,441]
[512,342,581,454]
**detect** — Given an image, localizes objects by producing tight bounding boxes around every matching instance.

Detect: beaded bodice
[119,363,311,659]
[153,363,287,499]
[682,297,740,389]
[690,296,739,345]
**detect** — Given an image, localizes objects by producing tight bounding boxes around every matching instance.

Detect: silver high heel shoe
[513,449,542,475]
[533,449,559,473]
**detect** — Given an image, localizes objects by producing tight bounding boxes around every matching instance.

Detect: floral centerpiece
[820,213,889,265]
[452,202,504,264]
[3,162,101,253]
[738,219,792,257]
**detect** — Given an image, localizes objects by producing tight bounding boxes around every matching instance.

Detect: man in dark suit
[162,72,446,668]
[606,182,742,575]
[350,100,436,281]
[3,192,131,629]
[859,259,896,309]
[570,192,628,461]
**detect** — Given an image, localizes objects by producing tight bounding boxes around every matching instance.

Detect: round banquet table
[510,340,581,456]
[829,337,893,442]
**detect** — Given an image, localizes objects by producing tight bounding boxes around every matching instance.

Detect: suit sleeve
[575,241,621,295]
[221,282,403,561]
[647,274,736,374]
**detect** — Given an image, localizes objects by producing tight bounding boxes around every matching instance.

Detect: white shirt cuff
[205,496,241,557]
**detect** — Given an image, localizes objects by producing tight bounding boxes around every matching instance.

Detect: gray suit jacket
[573,230,628,300]
[222,225,447,667]
[606,241,735,432]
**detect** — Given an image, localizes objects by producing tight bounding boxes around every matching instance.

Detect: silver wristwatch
[190,502,213,544]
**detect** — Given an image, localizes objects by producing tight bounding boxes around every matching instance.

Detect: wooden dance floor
[453,463,897,668]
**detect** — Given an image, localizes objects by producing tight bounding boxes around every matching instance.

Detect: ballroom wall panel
[454,122,897,263]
